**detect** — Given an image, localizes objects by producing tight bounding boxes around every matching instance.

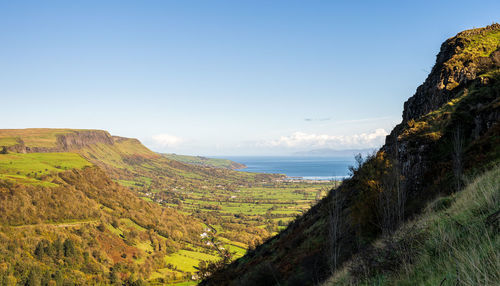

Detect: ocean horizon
[220,156,355,180]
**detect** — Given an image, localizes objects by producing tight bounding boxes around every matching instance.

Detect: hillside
[201,24,500,285]
[324,164,499,285]
[161,153,246,170]
[0,163,202,285]
[0,128,332,284]
[0,129,261,189]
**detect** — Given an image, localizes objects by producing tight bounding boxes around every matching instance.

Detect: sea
[223,156,355,181]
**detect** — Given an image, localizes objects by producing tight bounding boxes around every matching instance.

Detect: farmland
[0,129,337,284]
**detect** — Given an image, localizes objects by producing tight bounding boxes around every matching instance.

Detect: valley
[1,2,499,284]
[0,129,333,285]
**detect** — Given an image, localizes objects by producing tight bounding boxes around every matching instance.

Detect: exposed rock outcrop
[2,129,115,153]
[201,24,500,286]
[403,24,500,122]
[387,24,500,199]
[56,130,114,150]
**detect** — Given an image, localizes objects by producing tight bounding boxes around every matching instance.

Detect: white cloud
[262,129,388,150]
[151,134,184,148]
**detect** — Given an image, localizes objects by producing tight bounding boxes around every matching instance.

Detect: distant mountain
[161,153,246,169]
[293,148,376,157]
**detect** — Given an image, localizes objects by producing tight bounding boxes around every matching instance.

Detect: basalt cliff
[201,24,500,286]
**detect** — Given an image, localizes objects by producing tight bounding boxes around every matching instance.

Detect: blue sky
[1,1,499,155]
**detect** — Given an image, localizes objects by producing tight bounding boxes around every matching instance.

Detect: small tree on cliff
[452,126,464,192]
[327,189,345,274]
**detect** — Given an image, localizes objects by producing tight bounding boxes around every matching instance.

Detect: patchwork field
[0,129,338,284]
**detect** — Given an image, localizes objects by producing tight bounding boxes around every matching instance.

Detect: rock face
[201,24,500,286]
[403,23,500,122]
[3,129,116,153]
[56,130,115,151]
[386,24,500,199]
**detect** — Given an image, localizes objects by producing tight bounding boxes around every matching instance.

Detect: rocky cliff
[386,24,500,202]
[403,24,500,122]
[201,24,500,286]
[1,129,115,153]
[56,130,115,150]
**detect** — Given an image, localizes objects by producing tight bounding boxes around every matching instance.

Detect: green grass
[0,174,58,187]
[0,137,19,147]
[327,166,500,286]
[105,223,123,236]
[445,28,500,71]
[120,218,147,231]
[171,281,198,286]
[0,152,92,186]
[140,196,153,202]
[225,244,246,257]
[135,241,154,253]
[116,179,140,187]
[460,29,500,57]
[162,153,245,169]
[164,249,218,273]
[0,152,92,176]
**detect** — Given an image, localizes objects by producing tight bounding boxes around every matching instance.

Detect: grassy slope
[200,24,500,286]
[162,153,246,170]
[0,153,92,186]
[326,166,499,285]
[0,153,92,176]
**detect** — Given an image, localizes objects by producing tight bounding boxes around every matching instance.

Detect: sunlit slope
[162,153,246,170]
[0,153,205,284]
[0,152,92,186]
[0,128,276,191]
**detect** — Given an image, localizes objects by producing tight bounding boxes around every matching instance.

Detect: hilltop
[0,128,270,189]
[201,24,500,285]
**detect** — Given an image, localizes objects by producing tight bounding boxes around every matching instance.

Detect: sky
[1,1,499,155]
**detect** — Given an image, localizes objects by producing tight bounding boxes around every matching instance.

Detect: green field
[0,152,92,185]
[130,178,334,283]
[162,153,245,169]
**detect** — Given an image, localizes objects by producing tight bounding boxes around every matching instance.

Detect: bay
[222,156,355,180]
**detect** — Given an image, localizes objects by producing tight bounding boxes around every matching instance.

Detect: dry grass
[325,165,500,286]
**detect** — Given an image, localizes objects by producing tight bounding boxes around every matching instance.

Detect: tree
[53,270,63,286]
[109,267,120,285]
[34,241,45,259]
[26,267,41,286]
[52,239,64,260]
[378,138,406,235]
[327,189,345,274]
[452,126,464,192]
[63,239,76,258]
[348,153,365,176]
